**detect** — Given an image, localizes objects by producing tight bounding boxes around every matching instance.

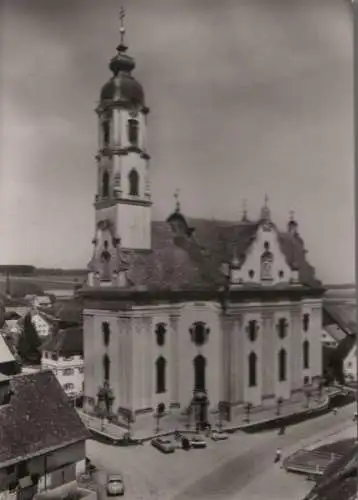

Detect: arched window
[303,313,310,332]
[260,242,273,281]
[102,322,110,347]
[102,121,110,146]
[128,119,139,146]
[156,356,166,394]
[193,355,206,392]
[155,323,166,347]
[278,348,287,382]
[277,318,288,339]
[248,351,257,387]
[190,322,210,346]
[247,320,258,342]
[103,354,110,382]
[102,170,110,198]
[303,340,310,369]
[128,169,139,196]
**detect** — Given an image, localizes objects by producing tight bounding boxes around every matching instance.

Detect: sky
[0,0,354,283]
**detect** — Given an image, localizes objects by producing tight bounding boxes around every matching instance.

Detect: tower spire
[260,193,271,221]
[174,189,181,213]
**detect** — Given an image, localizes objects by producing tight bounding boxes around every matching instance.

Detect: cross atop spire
[264,193,269,208]
[242,199,248,221]
[174,188,181,213]
[117,5,127,52]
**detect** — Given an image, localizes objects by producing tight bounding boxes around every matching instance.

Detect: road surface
[86,403,356,500]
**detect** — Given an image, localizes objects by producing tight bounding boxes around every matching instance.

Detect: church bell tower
[88,8,152,286]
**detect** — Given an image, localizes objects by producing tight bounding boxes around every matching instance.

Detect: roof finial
[118,6,127,51]
[289,209,295,221]
[242,199,248,222]
[288,209,298,233]
[260,193,271,221]
[174,188,181,213]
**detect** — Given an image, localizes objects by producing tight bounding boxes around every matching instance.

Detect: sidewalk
[80,387,338,441]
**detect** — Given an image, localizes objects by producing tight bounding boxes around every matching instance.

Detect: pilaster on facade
[169,314,180,406]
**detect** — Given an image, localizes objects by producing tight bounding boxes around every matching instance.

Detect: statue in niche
[100,240,112,280]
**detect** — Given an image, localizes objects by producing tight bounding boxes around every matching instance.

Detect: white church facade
[81,15,324,425]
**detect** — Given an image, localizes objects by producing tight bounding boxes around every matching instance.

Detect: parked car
[190,436,207,449]
[151,437,176,453]
[211,431,229,441]
[106,473,125,496]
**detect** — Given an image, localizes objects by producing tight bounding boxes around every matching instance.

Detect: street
[86,402,356,500]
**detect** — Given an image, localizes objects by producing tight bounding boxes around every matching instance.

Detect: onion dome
[100,8,145,106]
[287,210,298,235]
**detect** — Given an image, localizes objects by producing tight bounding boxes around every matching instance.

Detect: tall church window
[303,313,310,332]
[303,340,310,369]
[102,170,110,198]
[277,318,288,339]
[260,242,273,281]
[156,356,166,394]
[128,169,139,196]
[247,320,258,342]
[102,322,110,347]
[155,323,166,347]
[190,322,210,346]
[128,119,139,146]
[248,351,257,387]
[278,348,287,382]
[102,121,110,147]
[193,355,206,392]
[103,354,110,382]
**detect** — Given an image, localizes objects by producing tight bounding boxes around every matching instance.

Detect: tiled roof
[103,215,321,292]
[323,302,356,335]
[323,324,347,343]
[41,326,83,356]
[333,334,356,363]
[37,300,83,326]
[304,445,358,500]
[0,370,89,465]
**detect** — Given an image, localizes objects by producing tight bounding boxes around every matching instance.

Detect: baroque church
[81,14,324,424]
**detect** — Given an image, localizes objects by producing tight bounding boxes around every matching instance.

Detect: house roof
[323,324,347,343]
[37,300,83,325]
[41,326,83,356]
[303,445,358,500]
[0,370,89,466]
[87,215,321,293]
[0,334,15,364]
[323,302,356,335]
[332,334,356,363]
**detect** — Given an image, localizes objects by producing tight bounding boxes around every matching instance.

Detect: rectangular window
[78,367,84,374]
[51,353,58,361]
[63,383,75,391]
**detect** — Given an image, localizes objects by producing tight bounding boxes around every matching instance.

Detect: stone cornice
[79,284,325,310]
[94,197,152,209]
[98,146,151,161]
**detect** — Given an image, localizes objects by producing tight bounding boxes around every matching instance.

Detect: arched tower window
[193,355,206,392]
[260,241,273,281]
[156,356,166,394]
[303,340,310,369]
[102,121,110,147]
[102,322,110,347]
[102,170,110,198]
[128,169,139,196]
[278,348,287,382]
[128,119,139,146]
[103,354,110,382]
[155,323,166,347]
[248,351,257,387]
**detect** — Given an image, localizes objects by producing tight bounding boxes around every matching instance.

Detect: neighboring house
[0,333,20,376]
[41,327,84,397]
[30,312,55,339]
[25,295,53,309]
[38,300,83,329]
[321,324,346,348]
[329,334,357,383]
[0,371,89,500]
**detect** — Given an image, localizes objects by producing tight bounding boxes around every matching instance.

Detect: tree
[17,313,41,364]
